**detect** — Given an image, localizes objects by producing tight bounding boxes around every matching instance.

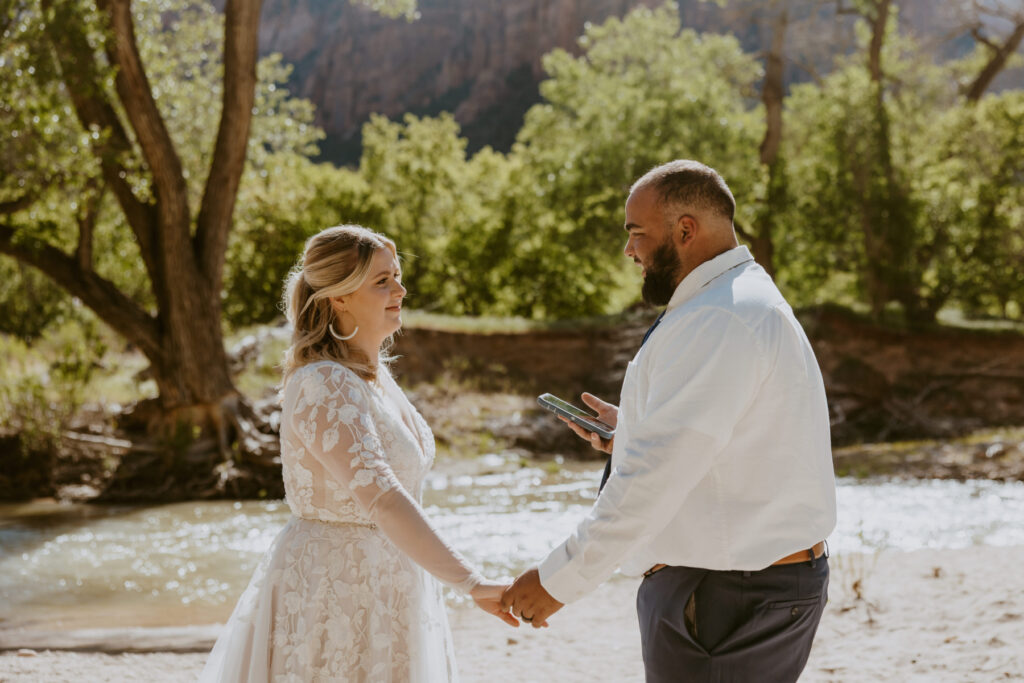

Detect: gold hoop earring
[330,311,358,341]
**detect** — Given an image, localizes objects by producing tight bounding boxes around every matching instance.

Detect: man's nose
[623,238,634,258]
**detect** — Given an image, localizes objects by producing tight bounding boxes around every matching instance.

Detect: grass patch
[401,307,656,335]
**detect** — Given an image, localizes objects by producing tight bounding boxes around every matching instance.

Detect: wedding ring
[522,615,533,622]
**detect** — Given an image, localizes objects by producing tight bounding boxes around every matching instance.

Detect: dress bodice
[279,361,436,525]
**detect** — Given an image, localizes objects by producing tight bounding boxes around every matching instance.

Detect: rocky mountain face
[256,0,1023,165]
[257,0,663,162]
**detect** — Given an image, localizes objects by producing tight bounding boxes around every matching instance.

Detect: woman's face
[333,247,406,348]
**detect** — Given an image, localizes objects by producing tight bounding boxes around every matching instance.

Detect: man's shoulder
[673,268,784,323]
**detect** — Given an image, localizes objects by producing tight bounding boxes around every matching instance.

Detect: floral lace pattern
[199,361,474,683]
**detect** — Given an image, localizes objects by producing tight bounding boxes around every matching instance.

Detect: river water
[2,460,1024,631]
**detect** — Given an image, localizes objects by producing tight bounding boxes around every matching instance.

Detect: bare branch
[734,220,756,245]
[0,224,162,359]
[964,20,1024,101]
[971,25,999,50]
[96,0,191,244]
[195,0,264,287]
[40,0,160,276]
[0,193,37,215]
[791,55,826,86]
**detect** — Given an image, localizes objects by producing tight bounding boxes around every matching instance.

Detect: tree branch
[971,25,999,50]
[0,193,37,215]
[867,0,891,84]
[734,220,755,245]
[964,20,1024,102]
[96,0,191,245]
[0,224,162,360]
[76,182,105,272]
[195,0,264,287]
[41,0,160,276]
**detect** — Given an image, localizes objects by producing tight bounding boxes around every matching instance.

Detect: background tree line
[5,0,1023,337]
[1,0,1022,495]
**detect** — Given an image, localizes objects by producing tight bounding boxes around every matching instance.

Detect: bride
[199,225,518,682]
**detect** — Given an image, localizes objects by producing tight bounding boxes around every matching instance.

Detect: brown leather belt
[643,541,826,578]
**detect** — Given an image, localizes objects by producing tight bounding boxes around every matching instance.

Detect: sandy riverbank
[1,545,1022,682]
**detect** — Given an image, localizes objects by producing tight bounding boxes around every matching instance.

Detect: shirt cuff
[537,541,597,604]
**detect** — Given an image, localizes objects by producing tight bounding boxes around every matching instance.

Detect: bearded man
[502,159,837,682]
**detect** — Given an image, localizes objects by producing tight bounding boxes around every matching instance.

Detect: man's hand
[470,581,521,627]
[500,568,564,629]
[560,392,618,454]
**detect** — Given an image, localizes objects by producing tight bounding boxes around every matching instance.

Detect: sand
[2,545,1023,682]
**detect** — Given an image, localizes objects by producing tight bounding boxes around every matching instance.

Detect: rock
[255,0,661,161]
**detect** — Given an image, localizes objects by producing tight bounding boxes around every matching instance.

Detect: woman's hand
[560,392,617,454]
[470,581,529,627]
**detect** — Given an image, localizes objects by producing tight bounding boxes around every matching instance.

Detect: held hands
[470,581,521,627]
[499,568,563,629]
[560,392,617,454]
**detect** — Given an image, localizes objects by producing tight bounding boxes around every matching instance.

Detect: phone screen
[537,393,615,439]
[543,394,600,421]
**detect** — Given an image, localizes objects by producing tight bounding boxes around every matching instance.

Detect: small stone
[507,638,518,645]
[16,649,38,657]
[985,443,1006,459]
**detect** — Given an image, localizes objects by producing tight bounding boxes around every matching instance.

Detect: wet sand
[2,545,1022,682]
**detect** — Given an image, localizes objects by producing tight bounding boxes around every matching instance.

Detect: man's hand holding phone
[556,392,617,454]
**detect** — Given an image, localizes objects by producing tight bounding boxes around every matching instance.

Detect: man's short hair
[631,160,736,222]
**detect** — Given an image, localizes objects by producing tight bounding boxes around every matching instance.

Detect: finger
[581,392,607,410]
[499,587,514,612]
[497,609,520,627]
[564,421,591,441]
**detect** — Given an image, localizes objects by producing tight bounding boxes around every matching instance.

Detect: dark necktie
[598,311,664,492]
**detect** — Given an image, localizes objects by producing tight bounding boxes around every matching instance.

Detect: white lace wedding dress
[199,361,483,682]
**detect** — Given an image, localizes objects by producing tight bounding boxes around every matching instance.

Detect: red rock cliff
[257,0,662,162]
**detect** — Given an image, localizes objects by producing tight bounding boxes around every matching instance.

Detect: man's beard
[641,239,682,306]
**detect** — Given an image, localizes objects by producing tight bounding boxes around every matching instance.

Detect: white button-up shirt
[538,246,837,604]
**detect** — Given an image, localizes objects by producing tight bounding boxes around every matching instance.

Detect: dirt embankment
[394,306,1024,476]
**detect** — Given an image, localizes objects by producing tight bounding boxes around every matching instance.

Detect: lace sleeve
[290,364,483,593]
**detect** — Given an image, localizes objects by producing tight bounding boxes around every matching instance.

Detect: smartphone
[537,393,615,440]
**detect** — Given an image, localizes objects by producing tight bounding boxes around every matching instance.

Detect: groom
[501,160,837,682]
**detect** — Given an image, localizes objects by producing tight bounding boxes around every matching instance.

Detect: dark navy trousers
[636,557,829,682]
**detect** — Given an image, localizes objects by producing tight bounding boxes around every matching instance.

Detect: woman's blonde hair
[282,225,397,383]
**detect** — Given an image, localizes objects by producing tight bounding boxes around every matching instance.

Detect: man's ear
[674,214,698,247]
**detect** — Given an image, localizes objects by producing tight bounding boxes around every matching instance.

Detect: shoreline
[2,545,1023,682]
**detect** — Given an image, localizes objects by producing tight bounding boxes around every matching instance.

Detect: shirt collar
[665,245,754,312]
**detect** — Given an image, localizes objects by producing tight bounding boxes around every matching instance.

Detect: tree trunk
[0,0,279,501]
[751,3,789,279]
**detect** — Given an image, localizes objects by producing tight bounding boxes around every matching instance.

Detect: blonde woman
[200,226,517,682]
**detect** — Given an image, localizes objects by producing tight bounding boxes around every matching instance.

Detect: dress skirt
[198,516,459,682]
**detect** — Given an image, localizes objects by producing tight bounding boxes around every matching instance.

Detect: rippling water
[2,462,1023,630]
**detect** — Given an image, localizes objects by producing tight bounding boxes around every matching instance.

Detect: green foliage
[507,3,763,316]
[1,0,329,334]
[921,92,1024,319]
[353,3,765,318]
[0,260,73,340]
[0,319,106,451]
[783,16,1024,323]
[224,161,385,327]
